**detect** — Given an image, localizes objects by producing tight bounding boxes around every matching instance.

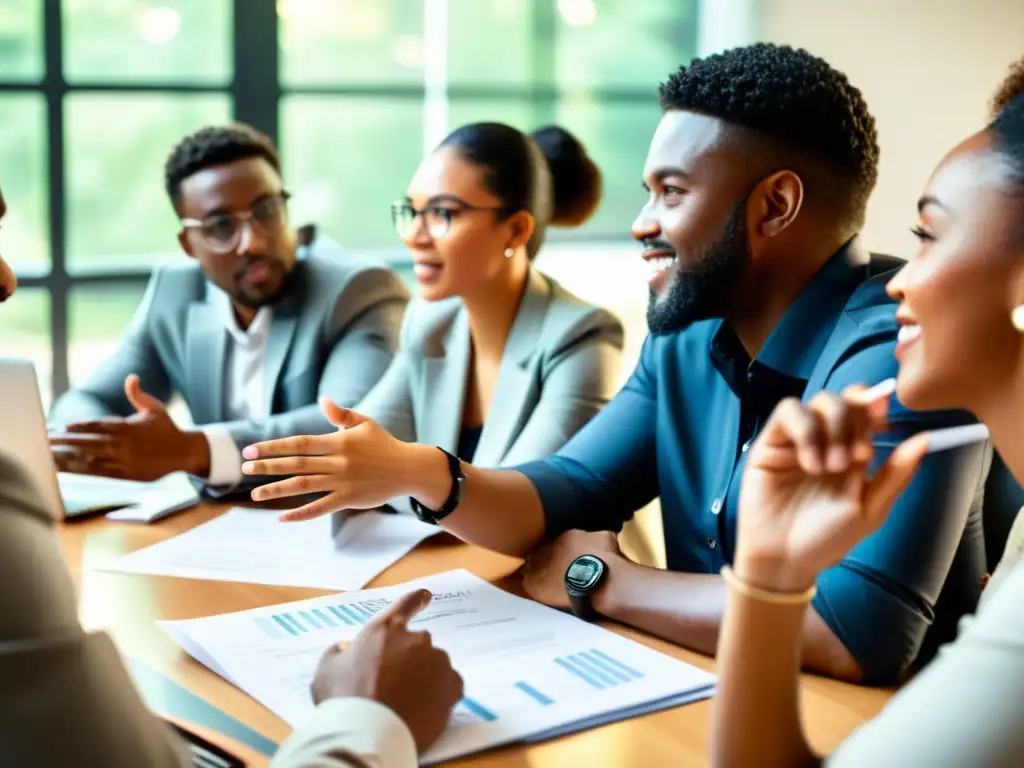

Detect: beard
[646,200,750,336]
[232,254,292,309]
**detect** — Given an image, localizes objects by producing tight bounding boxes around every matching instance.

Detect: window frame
[6,0,710,401]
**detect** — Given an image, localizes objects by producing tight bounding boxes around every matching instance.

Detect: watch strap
[409,448,464,525]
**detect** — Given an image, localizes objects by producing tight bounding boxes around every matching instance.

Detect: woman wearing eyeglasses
[240,122,624,521]
[710,58,1024,767]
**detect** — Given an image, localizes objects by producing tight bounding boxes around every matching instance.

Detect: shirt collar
[710,236,872,381]
[210,283,272,345]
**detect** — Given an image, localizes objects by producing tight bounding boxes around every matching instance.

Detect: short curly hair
[991,55,1024,117]
[659,43,879,228]
[991,56,1024,201]
[164,123,280,211]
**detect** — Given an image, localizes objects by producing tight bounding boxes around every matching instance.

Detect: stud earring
[1012,305,1024,332]
[504,247,514,259]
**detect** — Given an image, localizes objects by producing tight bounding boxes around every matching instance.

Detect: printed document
[98,508,438,590]
[159,569,716,764]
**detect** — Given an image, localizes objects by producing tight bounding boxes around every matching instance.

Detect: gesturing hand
[49,374,210,481]
[241,398,424,521]
[311,589,463,752]
[735,387,930,593]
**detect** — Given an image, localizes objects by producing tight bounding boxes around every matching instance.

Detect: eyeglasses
[180,192,291,253]
[390,200,508,241]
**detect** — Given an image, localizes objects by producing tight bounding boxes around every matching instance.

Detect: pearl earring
[1012,305,1024,332]
[504,247,514,259]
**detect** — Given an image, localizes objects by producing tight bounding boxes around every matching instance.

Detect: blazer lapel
[263,304,299,415]
[186,296,227,424]
[474,269,550,467]
[419,309,471,454]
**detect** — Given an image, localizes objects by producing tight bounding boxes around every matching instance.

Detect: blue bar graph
[338,605,366,625]
[514,681,554,706]
[586,649,644,681]
[253,600,391,639]
[555,656,606,690]
[554,649,645,691]
[327,606,355,626]
[460,697,498,722]
[312,609,337,627]
[254,617,285,640]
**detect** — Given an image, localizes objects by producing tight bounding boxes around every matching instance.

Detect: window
[0,288,51,405]
[0,94,47,270]
[281,95,424,248]
[63,0,231,84]
[0,0,44,81]
[2,0,707,404]
[66,94,231,269]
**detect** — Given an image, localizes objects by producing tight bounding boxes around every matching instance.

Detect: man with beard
[240,44,990,684]
[48,123,409,490]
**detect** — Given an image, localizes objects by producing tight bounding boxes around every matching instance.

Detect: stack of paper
[98,508,439,590]
[159,570,716,764]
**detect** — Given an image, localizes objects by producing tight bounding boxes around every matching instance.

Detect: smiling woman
[240,121,623,523]
[710,54,1024,768]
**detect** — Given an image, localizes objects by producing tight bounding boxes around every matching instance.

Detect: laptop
[0,358,143,520]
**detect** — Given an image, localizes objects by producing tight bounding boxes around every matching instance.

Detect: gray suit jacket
[49,233,409,488]
[0,448,190,767]
[357,268,624,514]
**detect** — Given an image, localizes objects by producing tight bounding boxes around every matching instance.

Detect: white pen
[859,377,990,453]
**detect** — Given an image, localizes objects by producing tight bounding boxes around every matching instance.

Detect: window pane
[281,95,423,248]
[446,100,536,134]
[0,94,48,269]
[555,0,699,89]
[447,0,531,87]
[280,0,424,86]
[65,93,231,269]
[68,282,146,386]
[0,0,43,81]
[556,95,662,237]
[0,287,51,406]
[63,0,231,84]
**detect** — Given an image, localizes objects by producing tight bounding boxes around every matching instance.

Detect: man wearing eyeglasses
[48,123,410,490]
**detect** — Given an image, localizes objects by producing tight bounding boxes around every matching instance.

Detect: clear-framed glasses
[180,192,291,253]
[390,199,508,241]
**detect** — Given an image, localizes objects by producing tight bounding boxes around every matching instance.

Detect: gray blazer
[49,233,410,485]
[0,448,190,766]
[358,268,624,514]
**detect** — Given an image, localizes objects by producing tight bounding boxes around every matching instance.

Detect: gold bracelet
[721,565,817,606]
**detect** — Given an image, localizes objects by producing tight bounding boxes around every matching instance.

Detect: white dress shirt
[200,287,273,487]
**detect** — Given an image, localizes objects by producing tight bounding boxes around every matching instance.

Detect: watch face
[566,555,604,591]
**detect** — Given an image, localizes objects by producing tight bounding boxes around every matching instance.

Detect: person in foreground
[238,44,988,684]
[48,123,409,492]
[242,122,623,518]
[710,59,1024,767]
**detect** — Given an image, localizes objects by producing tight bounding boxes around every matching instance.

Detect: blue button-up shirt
[518,239,989,682]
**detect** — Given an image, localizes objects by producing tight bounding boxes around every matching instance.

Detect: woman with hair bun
[240,122,625,522]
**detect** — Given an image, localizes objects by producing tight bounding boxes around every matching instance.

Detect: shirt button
[707,538,717,549]
[741,441,750,453]
[710,497,723,515]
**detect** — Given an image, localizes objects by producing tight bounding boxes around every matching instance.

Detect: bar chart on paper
[159,570,716,765]
[252,598,390,639]
[451,647,651,726]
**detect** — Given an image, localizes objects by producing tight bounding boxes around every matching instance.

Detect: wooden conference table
[56,502,894,767]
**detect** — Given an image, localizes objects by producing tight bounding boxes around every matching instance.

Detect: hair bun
[530,126,602,227]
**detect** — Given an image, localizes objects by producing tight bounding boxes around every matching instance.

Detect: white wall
[759,0,1024,258]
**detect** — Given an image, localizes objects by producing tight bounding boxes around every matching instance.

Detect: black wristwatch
[565,554,607,621]
[409,448,465,525]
